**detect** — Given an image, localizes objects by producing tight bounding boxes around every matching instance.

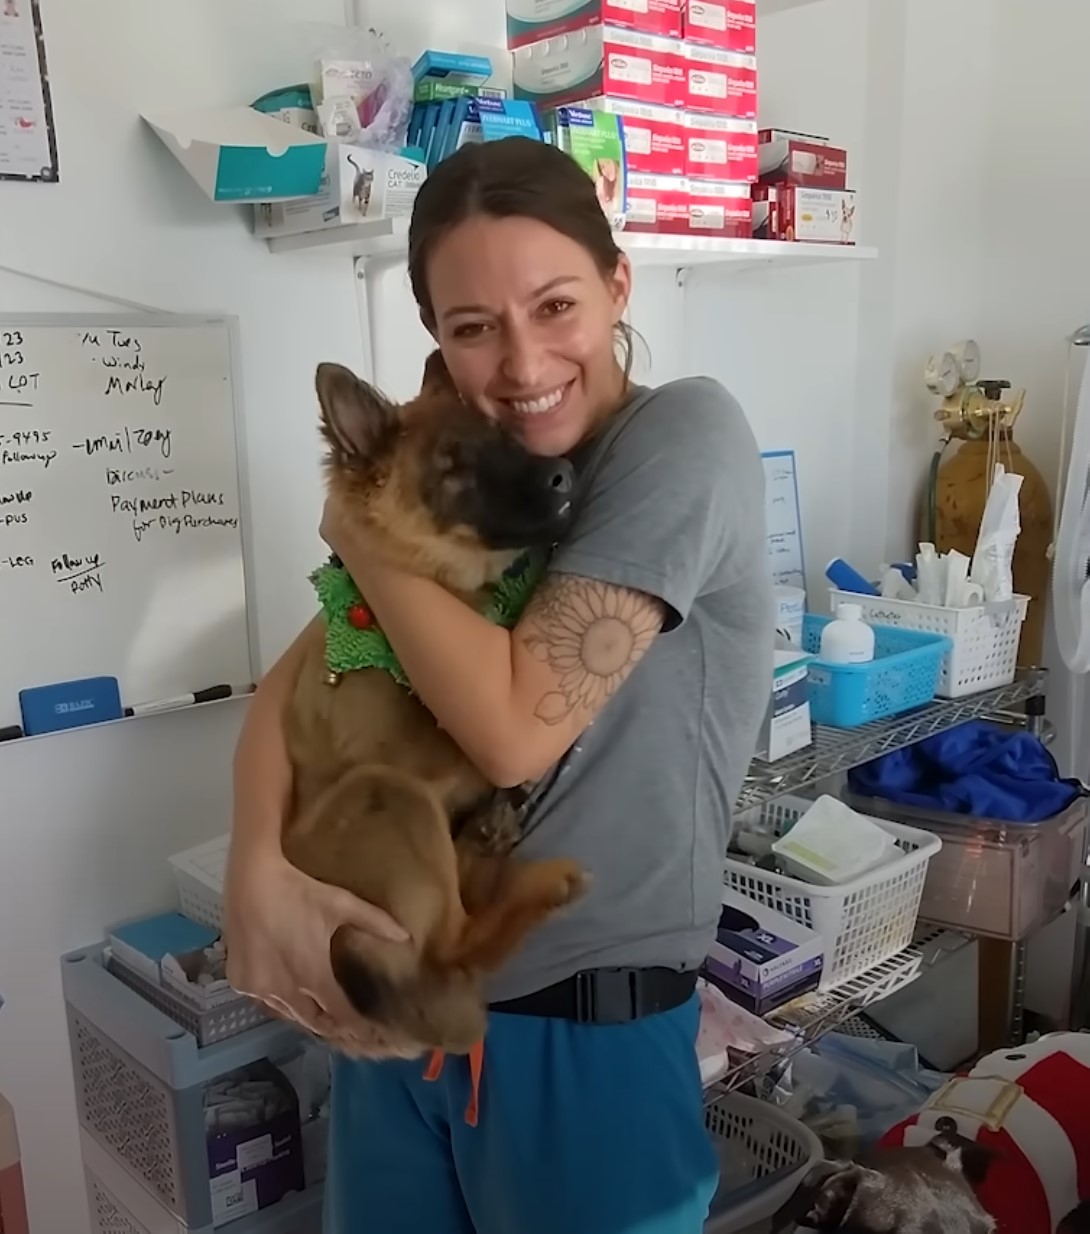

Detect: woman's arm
[326,549,665,787]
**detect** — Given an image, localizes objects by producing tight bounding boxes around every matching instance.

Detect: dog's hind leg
[449,857,588,974]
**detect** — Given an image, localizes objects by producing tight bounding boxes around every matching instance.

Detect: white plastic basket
[829,589,1030,699]
[725,796,942,990]
[168,833,229,930]
[703,1092,822,1233]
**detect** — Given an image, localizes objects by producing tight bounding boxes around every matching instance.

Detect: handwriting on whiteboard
[762,450,805,592]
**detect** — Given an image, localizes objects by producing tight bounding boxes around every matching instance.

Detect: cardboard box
[412,50,494,87]
[758,135,847,188]
[752,184,858,244]
[624,172,690,233]
[142,109,327,203]
[683,0,756,53]
[506,0,683,48]
[206,1061,304,1228]
[579,97,686,175]
[254,144,426,239]
[512,26,687,110]
[553,106,628,227]
[758,127,827,144]
[685,44,757,117]
[702,891,824,1015]
[687,179,751,237]
[753,649,812,762]
[685,112,758,181]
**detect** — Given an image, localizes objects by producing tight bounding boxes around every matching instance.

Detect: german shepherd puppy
[279,354,587,1058]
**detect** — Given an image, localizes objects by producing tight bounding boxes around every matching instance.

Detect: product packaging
[685,112,758,181]
[758,134,847,188]
[577,97,686,176]
[751,184,858,244]
[685,44,757,117]
[687,179,752,236]
[624,172,691,233]
[512,26,687,110]
[753,647,812,763]
[819,603,876,665]
[411,50,494,88]
[506,0,684,48]
[553,106,627,227]
[682,0,756,53]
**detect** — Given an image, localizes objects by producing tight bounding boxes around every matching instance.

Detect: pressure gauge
[951,338,981,383]
[925,351,961,398]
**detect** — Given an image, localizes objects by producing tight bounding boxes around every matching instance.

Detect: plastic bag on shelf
[312,26,413,152]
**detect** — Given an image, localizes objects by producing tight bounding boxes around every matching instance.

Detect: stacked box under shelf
[61,944,324,1234]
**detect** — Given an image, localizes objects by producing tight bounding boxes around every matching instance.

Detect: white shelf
[266,216,876,273]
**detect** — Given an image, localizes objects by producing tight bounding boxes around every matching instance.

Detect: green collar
[309,552,545,688]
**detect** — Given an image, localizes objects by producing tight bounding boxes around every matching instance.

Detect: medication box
[758,134,847,188]
[702,891,824,1015]
[753,649,812,763]
[512,26,687,110]
[685,112,758,181]
[685,44,757,116]
[142,108,327,203]
[687,179,752,237]
[752,184,858,244]
[506,0,684,46]
[579,98,686,176]
[412,50,494,87]
[553,106,627,226]
[624,172,691,233]
[254,144,426,239]
[683,0,757,53]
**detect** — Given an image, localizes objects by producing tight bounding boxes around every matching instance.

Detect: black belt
[489,966,698,1025]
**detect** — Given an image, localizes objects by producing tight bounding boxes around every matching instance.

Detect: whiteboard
[762,449,806,592]
[0,314,254,730]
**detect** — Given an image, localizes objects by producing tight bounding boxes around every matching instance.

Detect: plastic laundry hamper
[703,1093,822,1233]
[725,795,942,989]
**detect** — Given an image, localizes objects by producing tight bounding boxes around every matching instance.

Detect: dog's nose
[548,460,574,495]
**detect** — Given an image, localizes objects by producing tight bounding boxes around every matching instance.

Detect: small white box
[254,144,426,239]
[142,108,328,203]
[753,649,812,763]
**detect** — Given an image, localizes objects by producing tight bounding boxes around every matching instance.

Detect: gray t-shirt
[489,376,774,1003]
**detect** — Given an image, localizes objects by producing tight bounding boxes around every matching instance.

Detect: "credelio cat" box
[254,144,426,240]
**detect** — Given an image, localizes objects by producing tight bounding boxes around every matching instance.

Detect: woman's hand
[224,844,408,1044]
[320,492,365,570]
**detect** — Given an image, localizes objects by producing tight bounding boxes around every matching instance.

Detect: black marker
[0,724,24,742]
[123,683,255,718]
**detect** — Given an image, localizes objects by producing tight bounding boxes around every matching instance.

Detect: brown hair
[407,137,633,365]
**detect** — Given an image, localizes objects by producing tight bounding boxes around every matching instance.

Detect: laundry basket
[725,795,942,989]
[703,1092,822,1233]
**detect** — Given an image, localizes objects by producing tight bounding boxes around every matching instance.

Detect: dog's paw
[552,864,591,907]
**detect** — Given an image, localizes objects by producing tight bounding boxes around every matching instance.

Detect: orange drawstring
[423,1040,485,1127]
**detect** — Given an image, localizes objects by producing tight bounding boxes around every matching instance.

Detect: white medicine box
[253,144,427,239]
[753,649,812,763]
[142,108,328,203]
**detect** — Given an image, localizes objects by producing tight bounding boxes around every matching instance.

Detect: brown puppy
[771,1130,996,1234]
[280,355,587,1058]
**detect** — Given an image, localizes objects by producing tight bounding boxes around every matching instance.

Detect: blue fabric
[846,721,1085,823]
[324,995,719,1234]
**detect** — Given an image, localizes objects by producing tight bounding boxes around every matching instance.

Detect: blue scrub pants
[324,995,718,1233]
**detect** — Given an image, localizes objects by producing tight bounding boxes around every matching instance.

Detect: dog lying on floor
[278,354,587,1058]
[770,1128,996,1233]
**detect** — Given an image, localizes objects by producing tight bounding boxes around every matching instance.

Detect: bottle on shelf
[820,603,876,665]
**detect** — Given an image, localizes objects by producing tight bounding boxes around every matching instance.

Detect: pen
[123,683,255,718]
[0,724,24,743]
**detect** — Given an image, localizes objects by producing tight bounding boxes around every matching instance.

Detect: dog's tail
[330,927,486,1053]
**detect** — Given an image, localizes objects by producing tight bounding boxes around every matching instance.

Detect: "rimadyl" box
[506,0,683,48]
[512,26,687,109]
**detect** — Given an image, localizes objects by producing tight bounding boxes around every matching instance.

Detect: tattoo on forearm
[521,574,662,725]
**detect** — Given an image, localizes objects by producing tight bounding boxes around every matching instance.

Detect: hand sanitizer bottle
[820,603,876,664]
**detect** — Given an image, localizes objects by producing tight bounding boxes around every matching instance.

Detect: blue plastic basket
[802,614,952,728]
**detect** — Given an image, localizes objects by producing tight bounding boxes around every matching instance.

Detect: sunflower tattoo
[520,574,662,725]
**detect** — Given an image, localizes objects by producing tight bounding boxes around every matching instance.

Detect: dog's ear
[770,1163,862,1231]
[926,1126,995,1188]
[315,363,397,461]
[420,349,458,397]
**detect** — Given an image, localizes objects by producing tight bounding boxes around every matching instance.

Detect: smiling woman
[225,136,774,1234]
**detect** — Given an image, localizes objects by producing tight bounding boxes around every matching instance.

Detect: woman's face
[425,214,632,457]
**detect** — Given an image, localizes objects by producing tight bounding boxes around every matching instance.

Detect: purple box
[205,1060,305,1227]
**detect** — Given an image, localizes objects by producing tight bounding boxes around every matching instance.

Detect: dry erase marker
[124,683,255,718]
[0,725,23,743]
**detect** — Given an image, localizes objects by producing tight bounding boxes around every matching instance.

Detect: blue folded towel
[847,720,1085,822]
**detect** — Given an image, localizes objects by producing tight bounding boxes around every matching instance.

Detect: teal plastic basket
[802,614,952,728]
